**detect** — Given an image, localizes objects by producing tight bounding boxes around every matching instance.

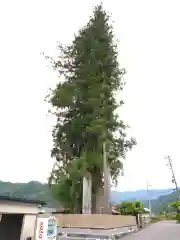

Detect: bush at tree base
[176,213,180,222]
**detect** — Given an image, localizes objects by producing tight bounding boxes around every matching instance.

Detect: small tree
[170,201,180,222]
[170,200,180,214]
[116,201,145,215]
[170,200,180,209]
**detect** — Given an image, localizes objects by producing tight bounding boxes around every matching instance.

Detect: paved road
[123,221,180,240]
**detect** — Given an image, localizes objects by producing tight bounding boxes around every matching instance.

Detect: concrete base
[57,226,137,239]
[82,175,92,214]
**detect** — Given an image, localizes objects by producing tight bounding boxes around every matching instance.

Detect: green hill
[144,190,178,214]
[0,181,59,207]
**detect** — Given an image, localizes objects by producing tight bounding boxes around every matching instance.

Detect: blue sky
[0,0,180,191]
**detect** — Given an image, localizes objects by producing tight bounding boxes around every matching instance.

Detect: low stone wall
[55,214,136,229]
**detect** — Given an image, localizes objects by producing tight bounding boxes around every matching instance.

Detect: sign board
[47,216,57,239]
[36,217,48,240]
[35,216,57,240]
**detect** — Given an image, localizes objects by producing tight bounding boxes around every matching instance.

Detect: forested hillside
[0,181,59,207]
[145,190,178,214]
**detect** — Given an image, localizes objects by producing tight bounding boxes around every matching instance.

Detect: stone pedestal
[82,173,92,214]
[96,188,111,214]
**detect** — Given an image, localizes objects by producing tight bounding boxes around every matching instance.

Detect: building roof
[0,195,46,205]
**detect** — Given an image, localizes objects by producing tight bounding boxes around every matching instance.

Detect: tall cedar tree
[47,4,136,212]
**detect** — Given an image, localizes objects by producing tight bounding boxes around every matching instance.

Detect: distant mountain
[110,188,173,202]
[0,180,175,212]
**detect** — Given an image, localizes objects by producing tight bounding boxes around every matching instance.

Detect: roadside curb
[112,229,138,239]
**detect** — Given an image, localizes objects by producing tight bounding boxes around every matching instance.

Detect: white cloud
[0,0,179,190]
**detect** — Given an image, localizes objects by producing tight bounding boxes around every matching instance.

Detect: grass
[151,214,178,224]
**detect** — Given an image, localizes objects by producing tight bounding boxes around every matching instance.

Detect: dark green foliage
[47,4,136,212]
[49,161,83,212]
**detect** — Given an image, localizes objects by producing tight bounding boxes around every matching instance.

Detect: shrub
[176,213,180,222]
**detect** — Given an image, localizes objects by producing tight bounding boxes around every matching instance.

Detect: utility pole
[146,180,152,216]
[165,156,180,200]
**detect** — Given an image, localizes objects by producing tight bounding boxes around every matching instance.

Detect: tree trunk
[91,193,97,213]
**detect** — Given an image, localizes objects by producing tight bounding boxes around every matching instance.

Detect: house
[0,195,46,240]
